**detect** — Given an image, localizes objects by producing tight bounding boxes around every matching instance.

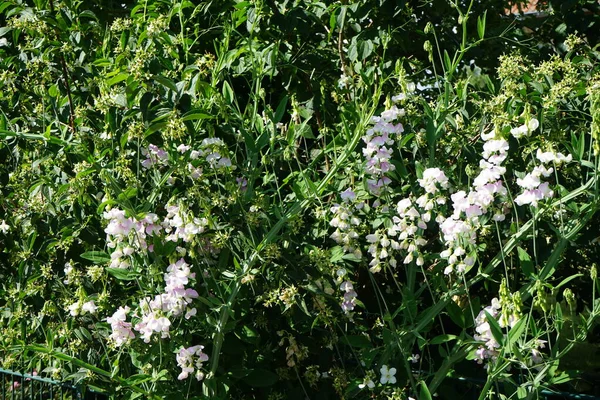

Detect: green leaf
[153,75,178,92]
[80,251,111,264]
[48,84,59,97]
[106,268,138,281]
[358,39,374,60]
[506,317,526,349]
[430,334,458,345]
[420,381,433,400]
[446,301,465,328]
[517,247,534,278]
[124,374,153,386]
[484,310,504,347]
[181,110,212,121]
[555,273,583,290]
[443,50,452,73]
[477,11,486,40]
[274,95,288,124]
[222,81,234,104]
[341,335,372,348]
[243,369,278,387]
[106,72,129,86]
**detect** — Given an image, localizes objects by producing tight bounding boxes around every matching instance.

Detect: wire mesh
[0,368,107,400]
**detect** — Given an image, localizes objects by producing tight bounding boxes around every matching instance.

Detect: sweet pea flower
[0,219,9,234]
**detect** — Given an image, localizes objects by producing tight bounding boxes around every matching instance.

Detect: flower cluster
[358,365,397,390]
[362,105,404,195]
[329,189,363,258]
[510,118,539,139]
[366,196,429,273]
[106,306,135,347]
[473,298,502,364]
[195,137,232,169]
[438,135,510,275]
[141,144,169,169]
[473,294,523,366]
[339,280,357,314]
[162,205,209,243]
[514,149,572,206]
[176,345,209,381]
[134,258,199,342]
[68,300,98,316]
[103,208,162,268]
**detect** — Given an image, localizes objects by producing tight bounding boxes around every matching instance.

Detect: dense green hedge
[1,1,600,399]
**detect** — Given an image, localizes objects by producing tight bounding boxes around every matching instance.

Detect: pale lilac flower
[177,144,190,153]
[106,306,135,346]
[418,168,449,194]
[177,345,209,381]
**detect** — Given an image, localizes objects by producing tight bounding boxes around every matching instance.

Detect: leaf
[477,11,486,40]
[430,334,458,345]
[274,95,288,124]
[80,251,111,264]
[443,50,452,73]
[347,37,358,63]
[555,273,583,290]
[106,72,129,86]
[341,335,372,348]
[243,369,278,387]
[106,268,138,281]
[506,318,526,349]
[446,301,465,328]
[222,81,234,104]
[153,75,178,92]
[484,310,504,347]
[0,26,11,37]
[48,84,59,97]
[517,247,534,278]
[420,381,433,400]
[125,374,152,386]
[181,111,212,121]
[358,39,374,60]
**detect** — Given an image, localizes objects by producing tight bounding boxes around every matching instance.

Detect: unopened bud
[563,288,576,310]
[424,22,434,35]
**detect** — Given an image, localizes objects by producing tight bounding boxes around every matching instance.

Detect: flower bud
[425,22,434,34]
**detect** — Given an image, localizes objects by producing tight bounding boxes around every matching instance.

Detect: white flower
[391,93,406,102]
[358,378,375,389]
[528,118,539,131]
[82,301,98,315]
[409,353,420,363]
[0,38,8,47]
[177,144,190,153]
[68,302,81,316]
[0,220,9,234]
[510,124,529,139]
[379,365,397,384]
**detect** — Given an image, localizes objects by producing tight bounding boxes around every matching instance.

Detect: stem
[48,0,76,133]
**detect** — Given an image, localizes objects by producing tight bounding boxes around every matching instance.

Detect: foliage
[1,0,600,399]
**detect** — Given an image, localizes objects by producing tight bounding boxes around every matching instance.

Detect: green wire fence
[0,368,106,400]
